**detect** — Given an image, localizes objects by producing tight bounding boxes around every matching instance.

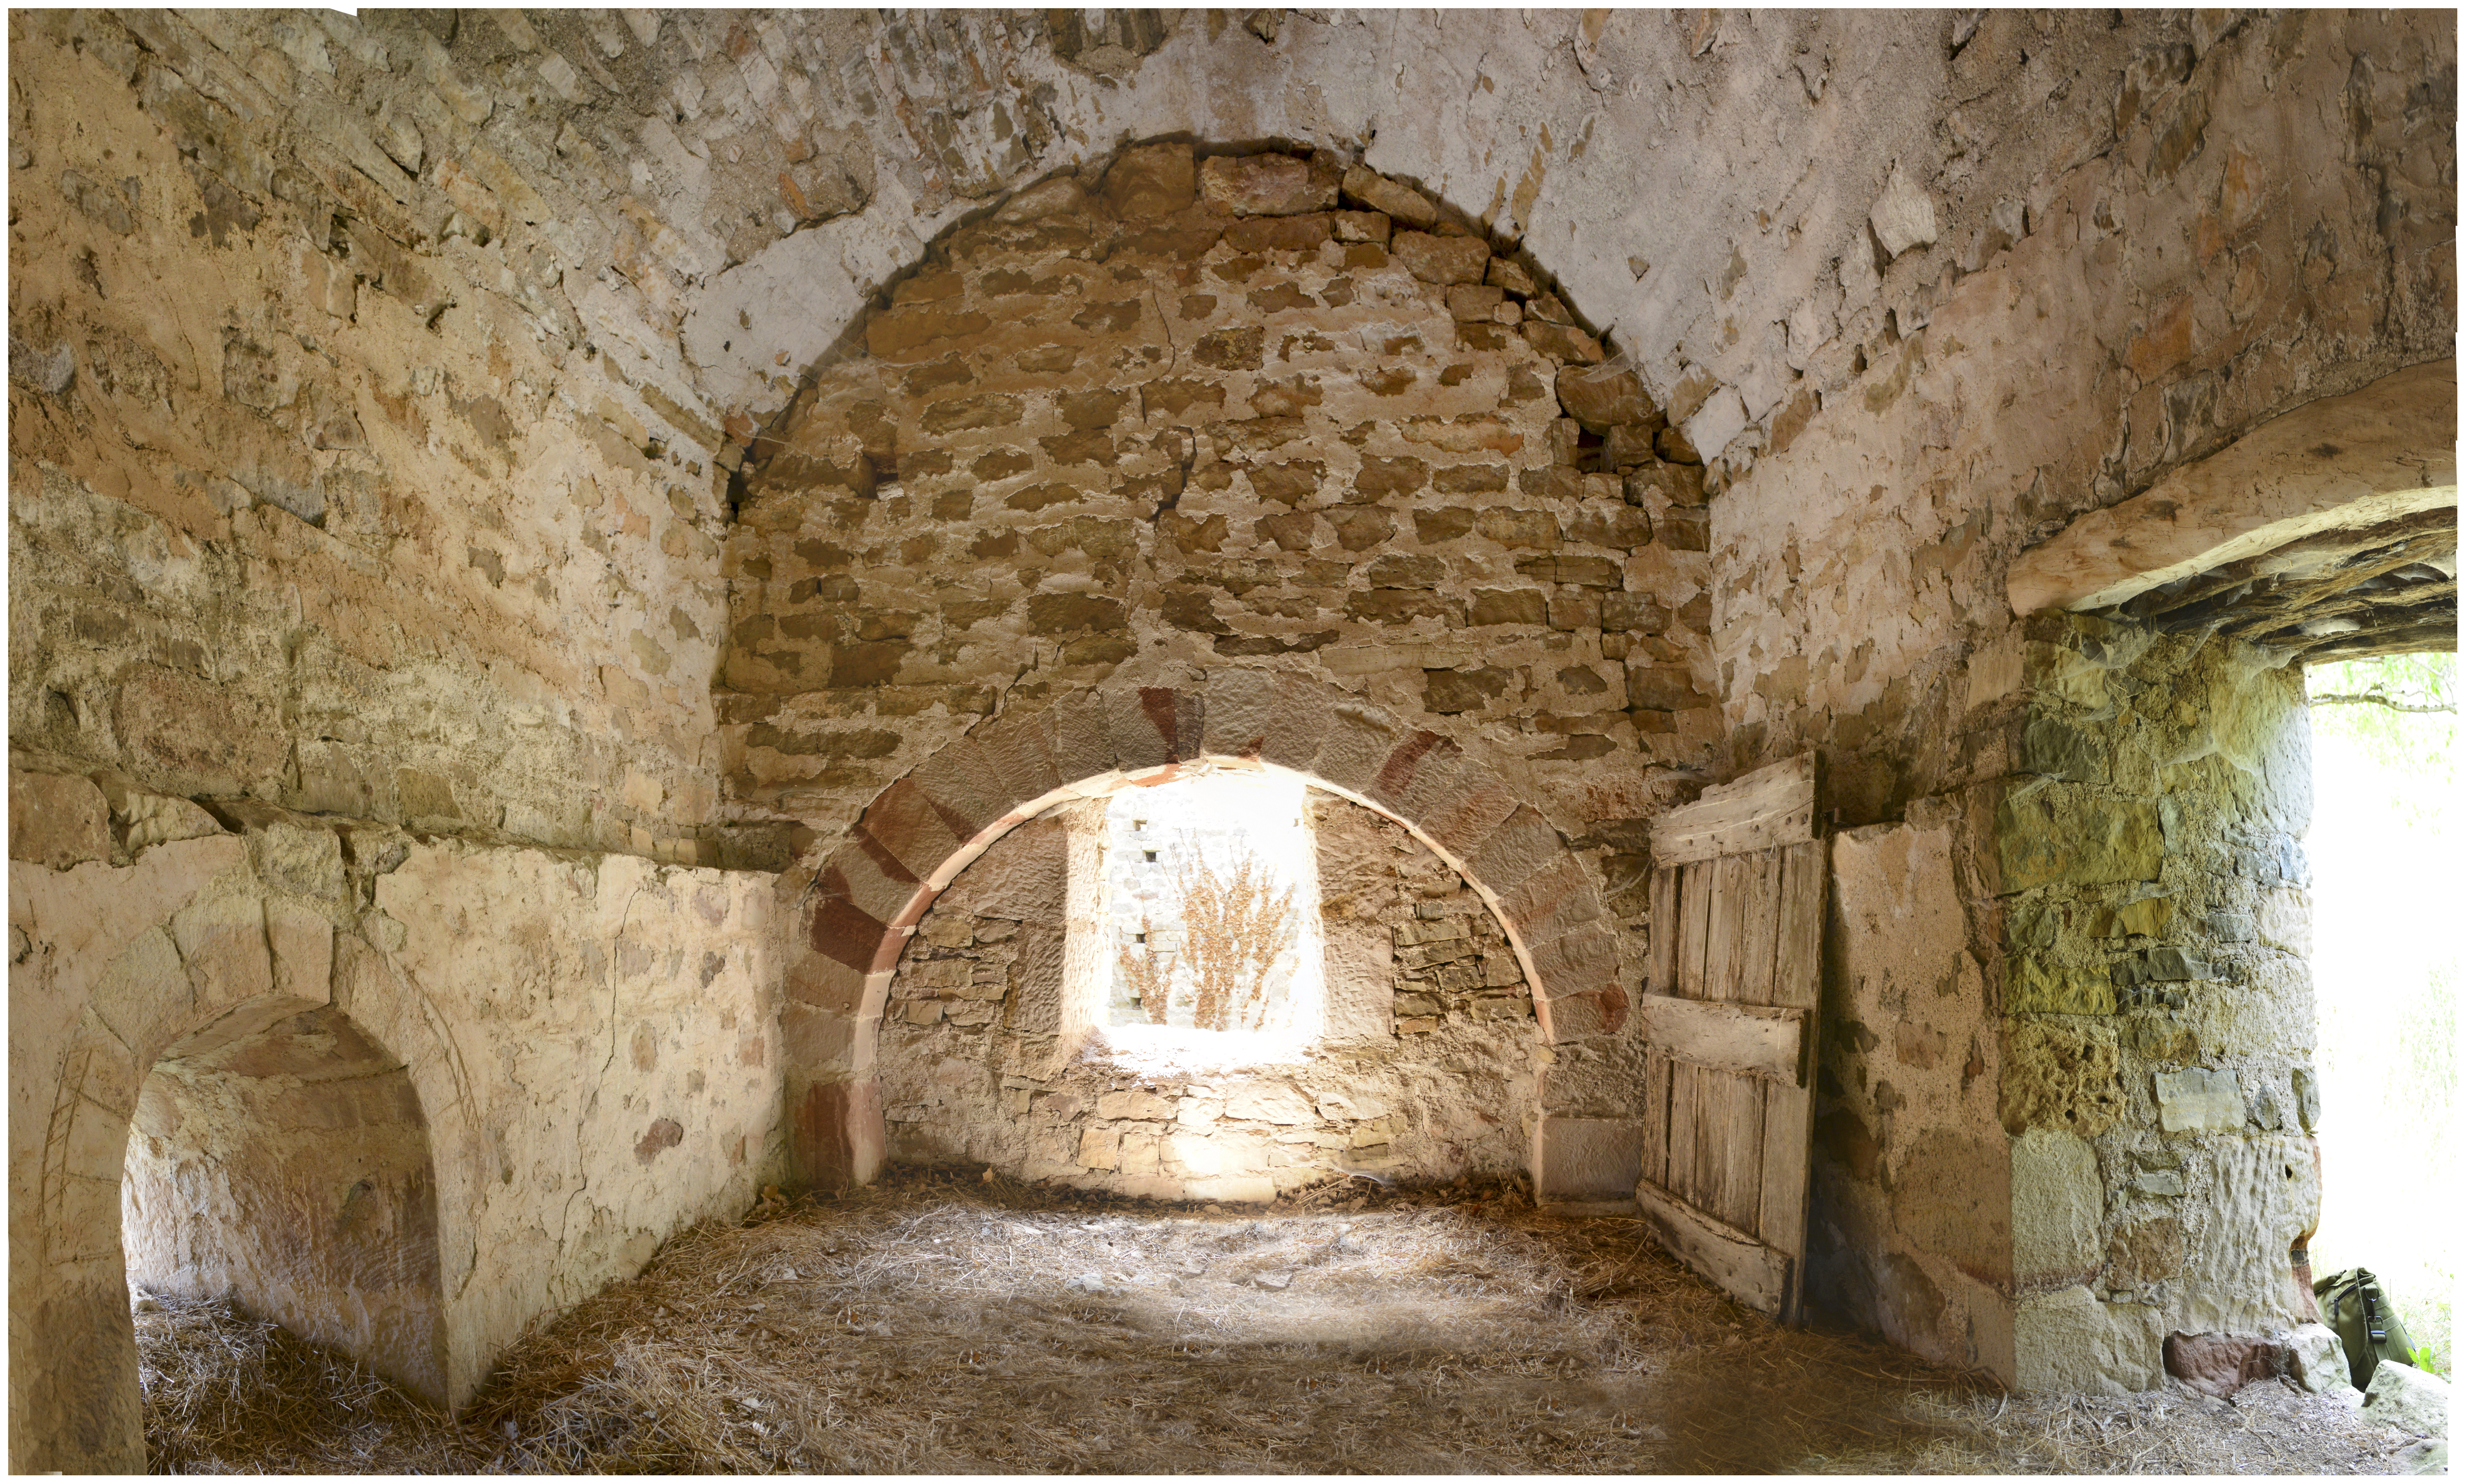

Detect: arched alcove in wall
[27,981,448,1468]
[873,769,1543,1201]
[717,139,1703,1207]
[123,1003,447,1405]
[778,674,1637,1200]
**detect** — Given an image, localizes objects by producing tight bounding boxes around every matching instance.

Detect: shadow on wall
[123,1005,446,1407]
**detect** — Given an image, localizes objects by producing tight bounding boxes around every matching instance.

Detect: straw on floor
[135,1166,2418,1474]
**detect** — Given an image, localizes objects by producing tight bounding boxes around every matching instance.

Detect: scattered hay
[135,1167,2422,1474]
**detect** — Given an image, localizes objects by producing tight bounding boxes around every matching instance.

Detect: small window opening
[1092,769,1324,1060]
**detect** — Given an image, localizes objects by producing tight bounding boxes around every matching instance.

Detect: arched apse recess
[782,674,1630,1191]
[871,776,1546,1201]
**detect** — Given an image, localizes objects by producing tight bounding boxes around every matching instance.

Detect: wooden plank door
[1637,753,1825,1322]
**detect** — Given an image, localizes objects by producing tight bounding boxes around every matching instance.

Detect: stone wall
[1809,615,2327,1392]
[1993,618,2322,1392]
[8,12,763,871]
[722,141,1713,830]
[876,792,1536,1201]
[5,8,2451,1453]
[7,765,783,1470]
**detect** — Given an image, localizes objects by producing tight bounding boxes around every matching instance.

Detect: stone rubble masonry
[1815,607,2331,1389]
[8,769,782,1471]
[874,796,1536,1200]
[4,7,2451,1447]
[720,142,1717,840]
[10,13,779,877]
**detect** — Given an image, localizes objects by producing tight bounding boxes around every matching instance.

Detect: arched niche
[122,1002,447,1406]
[871,768,1545,1201]
[782,674,1636,1197]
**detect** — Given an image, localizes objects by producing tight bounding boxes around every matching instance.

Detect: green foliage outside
[2305,652,2455,1379]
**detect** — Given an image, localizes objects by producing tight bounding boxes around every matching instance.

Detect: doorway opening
[2303,651,2455,1379]
[123,1004,449,1410]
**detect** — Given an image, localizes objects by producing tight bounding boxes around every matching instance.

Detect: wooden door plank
[1640,1051,1671,1189]
[1772,838,1824,1012]
[1635,1176,1791,1317]
[1648,754,1817,866]
[1691,1061,1722,1212]
[1718,1071,1767,1232]
[1676,861,1712,1000]
[1668,1059,1698,1205]
[1649,865,1680,997]
[1634,996,1808,1082]
[1736,846,1784,1009]
[1703,853,1746,1003]
[1757,837,1829,1322]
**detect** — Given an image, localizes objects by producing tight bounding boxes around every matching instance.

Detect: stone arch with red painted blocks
[783,669,1630,1187]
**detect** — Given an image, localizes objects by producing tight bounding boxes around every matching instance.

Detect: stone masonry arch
[783,673,1629,1189]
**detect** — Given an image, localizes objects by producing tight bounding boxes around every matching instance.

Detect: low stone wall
[875,793,1536,1201]
[7,761,785,1470]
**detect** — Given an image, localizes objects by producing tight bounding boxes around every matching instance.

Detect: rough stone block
[910,737,1011,843]
[1205,668,1332,774]
[2012,1129,2104,1282]
[1101,141,1195,217]
[1390,231,1489,286]
[1555,364,1655,432]
[857,777,967,884]
[1465,805,1567,900]
[1524,321,1604,364]
[1526,925,1619,1000]
[2007,955,2116,1015]
[2013,1286,2165,1395]
[2287,1322,2351,1394]
[2001,1019,2124,1137]
[1496,857,1600,940]
[1220,1081,1314,1125]
[1199,153,1336,216]
[971,707,1065,812]
[1995,789,2163,893]
[2110,946,2212,987]
[1339,164,1436,228]
[1108,687,1202,772]
[1040,690,1121,787]
[1532,1116,1644,1200]
[2163,1331,2287,1398]
[9,771,111,869]
[2363,1357,2450,1437]
[2154,1067,2243,1132]
[1363,729,1464,821]
[1308,700,1406,799]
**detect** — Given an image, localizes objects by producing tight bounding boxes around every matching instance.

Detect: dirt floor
[137,1167,2434,1474]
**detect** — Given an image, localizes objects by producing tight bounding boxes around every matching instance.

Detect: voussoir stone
[1340,165,1437,229]
[1555,365,1657,432]
[1199,153,1338,216]
[1103,141,1196,218]
[1391,231,1491,286]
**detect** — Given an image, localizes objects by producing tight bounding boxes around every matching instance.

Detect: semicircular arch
[788,673,1628,1183]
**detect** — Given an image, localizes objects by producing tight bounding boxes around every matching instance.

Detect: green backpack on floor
[2314,1267,2417,1390]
